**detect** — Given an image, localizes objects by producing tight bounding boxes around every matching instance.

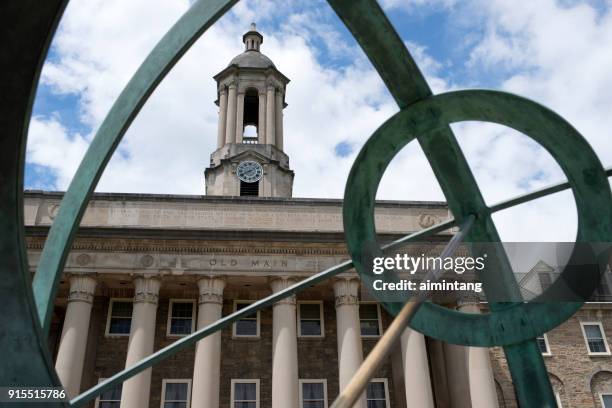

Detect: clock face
[236,160,263,183]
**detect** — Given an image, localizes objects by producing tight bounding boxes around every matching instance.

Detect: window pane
[236,303,257,319]
[236,319,258,336]
[235,403,256,408]
[360,320,380,336]
[171,302,193,318]
[536,336,548,353]
[602,394,612,408]
[360,304,378,319]
[164,403,187,408]
[588,339,607,353]
[165,382,188,400]
[235,383,256,400]
[112,301,133,317]
[300,304,320,319]
[367,401,386,408]
[367,382,386,399]
[100,403,120,408]
[301,320,322,336]
[109,317,132,334]
[170,318,193,335]
[303,402,325,408]
[302,382,324,399]
[100,384,122,401]
[585,324,603,339]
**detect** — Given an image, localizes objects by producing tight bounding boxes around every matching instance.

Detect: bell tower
[205,24,293,197]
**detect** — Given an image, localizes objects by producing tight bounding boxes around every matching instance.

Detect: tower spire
[243,22,263,52]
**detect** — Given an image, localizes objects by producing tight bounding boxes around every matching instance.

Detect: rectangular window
[366,379,390,408]
[233,301,260,338]
[298,302,324,337]
[167,300,196,337]
[537,334,551,356]
[231,379,259,408]
[601,394,612,408]
[581,322,610,355]
[95,378,122,408]
[106,299,133,336]
[359,303,382,337]
[161,379,191,408]
[299,379,327,408]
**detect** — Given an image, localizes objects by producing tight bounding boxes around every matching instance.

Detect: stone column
[217,87,228,148]
[191,277,225,408]
[459,299,499,408]
[55,274,97,398]
[270,277,299,408]
[225,82,237,144]
[401,328,434,408]
[333,277,366,408]
[266,84,276,145]
[275,89,283,150]
[258,91,266,142]
[235,91,245,143]
[443,341,471,408]
[120,276,160,408]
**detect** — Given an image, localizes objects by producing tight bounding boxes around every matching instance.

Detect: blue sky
[26,0,612,241]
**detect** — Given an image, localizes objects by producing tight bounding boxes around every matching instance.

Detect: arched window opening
[243,88,259,144]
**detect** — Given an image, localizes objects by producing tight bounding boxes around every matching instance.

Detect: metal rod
[70,218,457,407]
[330,215,475,408]
[489,166,612,213]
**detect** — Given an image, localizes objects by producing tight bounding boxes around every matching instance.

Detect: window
[231,379,259,408]
[106,299,133,336]
[298,302,324,337]
[95,378,122,408]
[240,180,259,196]
[161,379,191,408]
[167,300,196,337]
[359,303,382,337]
[538,272,552,291]
[537,334,551,356]
[366,379,390,408]
[581,322,611,355]
[600,393,612,408]
[299,379,327,408]
[233,301,260,337]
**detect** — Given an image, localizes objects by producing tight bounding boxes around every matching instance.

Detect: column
[401,328,434,408]
[120,276,160,408]
[235,91,245,143]
[275,89,283,150]
[191,277,225,408]
[258,91,266,142]
[225,82,237,144]
[55,274,97,398]
[217,87,228,148]
[270,277,299,408]
[266,84,276,145]
[443,340,471,408]
[333,277,366,408]
[459,298,499,408]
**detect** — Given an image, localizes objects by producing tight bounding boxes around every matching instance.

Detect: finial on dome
[243,23,263,52]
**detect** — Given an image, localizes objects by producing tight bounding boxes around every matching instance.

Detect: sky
[26,0,612,242]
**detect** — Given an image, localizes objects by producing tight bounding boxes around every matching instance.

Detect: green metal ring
[343,89,612,347]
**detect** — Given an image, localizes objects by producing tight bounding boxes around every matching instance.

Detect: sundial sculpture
[1,0,611,407]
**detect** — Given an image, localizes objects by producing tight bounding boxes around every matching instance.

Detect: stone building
[26,25,612,408]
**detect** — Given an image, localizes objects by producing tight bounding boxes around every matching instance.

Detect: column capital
[456,291,481,312]
[197,276,226,305]
[67,274,97,304]
[269,276,298,305]
[133,275,161,305]
[333,277,360,307]
[218,86,228,95]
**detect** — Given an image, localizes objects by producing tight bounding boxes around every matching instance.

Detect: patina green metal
[0,0,610,407]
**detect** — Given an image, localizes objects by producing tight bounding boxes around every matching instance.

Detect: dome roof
[228,50,275,69]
